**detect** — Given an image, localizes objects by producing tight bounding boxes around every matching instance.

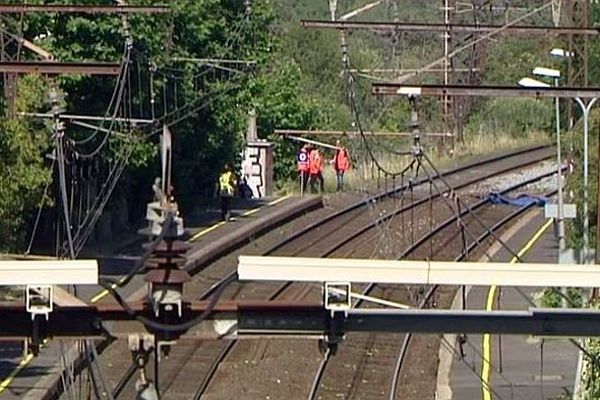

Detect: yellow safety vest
[219,171,235,196]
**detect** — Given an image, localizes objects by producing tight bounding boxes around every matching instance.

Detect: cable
[99,272,236,333]
[440,336,508,400]
[420,151,522,261]
[102,214,173,290]
[69,80,237,256]
[57,128,75,259]
[70,46,132,159]
[69,45,130,146]
[67,6,252,255]
[25,158,55,255]
[339,33,413,177]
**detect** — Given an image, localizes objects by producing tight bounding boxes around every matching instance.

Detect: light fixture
[533,66,561,79]
[550,48,574,58]
[518,77,551,88]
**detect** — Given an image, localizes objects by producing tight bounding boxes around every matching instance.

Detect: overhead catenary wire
[68,45,131,147]
[70,46,132,159]
[25,158,56,255]
[99,272,236,333]
[58,3,253,257]
[419,151,522,261]
[439,336,508,400]
[56,125,75,259]
[394,1,553,83]
[70,65,241,256]
[332,10,420,256]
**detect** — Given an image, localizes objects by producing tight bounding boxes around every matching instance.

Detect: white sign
[544,203,576,219]
[241,143,273,198]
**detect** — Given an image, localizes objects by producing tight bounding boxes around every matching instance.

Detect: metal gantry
[303,1,592,145]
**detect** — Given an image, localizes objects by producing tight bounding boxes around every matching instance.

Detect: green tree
[0,75,52,251]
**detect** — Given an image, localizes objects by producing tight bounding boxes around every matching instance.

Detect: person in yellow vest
[219,164,237,221]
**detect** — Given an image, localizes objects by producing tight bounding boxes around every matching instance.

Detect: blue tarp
[488,192,548,207]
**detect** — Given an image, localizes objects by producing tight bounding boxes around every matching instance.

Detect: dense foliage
[2,1,600,253]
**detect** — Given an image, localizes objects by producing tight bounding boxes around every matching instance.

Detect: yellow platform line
[0,354,34,392]
[188,195,290,242]
[0,339,48,393]
[481,218,553,400]
[92,196,292,304]
[0,196,294,394]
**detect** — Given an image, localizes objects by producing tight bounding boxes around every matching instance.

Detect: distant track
[134,145,555,400]
[53,145,553,400]
[308,170,559,400]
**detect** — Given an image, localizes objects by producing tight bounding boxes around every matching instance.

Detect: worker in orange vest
[331,140,350,191]
[309,147,325,193]
[297,144,310,193]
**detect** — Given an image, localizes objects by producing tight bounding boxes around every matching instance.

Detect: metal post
[574,97,597,264]
[556,78,565,252]
[555,77,568,308]
[573,95,597,400]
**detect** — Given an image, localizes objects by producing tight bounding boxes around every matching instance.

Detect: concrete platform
[438,210,578,400]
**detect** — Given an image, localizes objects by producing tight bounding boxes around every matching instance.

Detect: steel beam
[237,256,600,287]
[239,308,600,337]
[4,301,600,339]
[301,20,600,36]
[371,83,600,98]
[274,129,452,137]
[0,61,120,75]
[0,301,309,340]
[0,4,170,14]
[0,260,97,285]
[18,112,153,124]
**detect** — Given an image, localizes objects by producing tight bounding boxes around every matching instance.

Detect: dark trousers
[309,172,324,193]
[336,171,345,191]
[221,196,231,221]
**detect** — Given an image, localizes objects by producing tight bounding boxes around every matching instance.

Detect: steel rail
[111,362,137,398]
[199,145,552,306]
[387,191,559,400]
[308,169,560,400]
[321,151,553,256]
[112,145,552,398]
[268,144,550,255]
[191,148,554,400]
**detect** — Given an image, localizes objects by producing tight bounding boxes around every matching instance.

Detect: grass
[275,131,551,196]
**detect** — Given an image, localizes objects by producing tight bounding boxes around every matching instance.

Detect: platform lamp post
[518,75,569,309]
[531,67,566,254]
[519,74,597,264]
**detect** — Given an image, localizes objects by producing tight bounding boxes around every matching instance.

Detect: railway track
[309,170,559,400]
[54,145,554,400]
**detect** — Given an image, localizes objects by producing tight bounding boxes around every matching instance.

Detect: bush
[465,98,554,138]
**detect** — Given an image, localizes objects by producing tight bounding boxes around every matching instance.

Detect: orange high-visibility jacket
[309,150,324,175]
[332,148,350,172]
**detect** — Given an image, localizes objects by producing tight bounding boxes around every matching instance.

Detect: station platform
[438,210,579,400]
[0,194,322,400]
